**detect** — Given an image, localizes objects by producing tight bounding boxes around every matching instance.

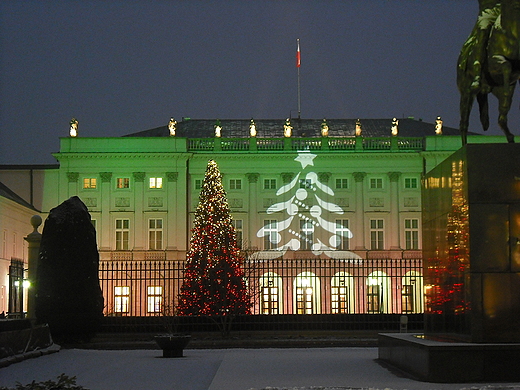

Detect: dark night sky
[1,0,519,164]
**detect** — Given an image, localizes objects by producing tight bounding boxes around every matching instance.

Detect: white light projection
[256,150,355,259]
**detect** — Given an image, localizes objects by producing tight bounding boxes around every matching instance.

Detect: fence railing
[99,257,423,318]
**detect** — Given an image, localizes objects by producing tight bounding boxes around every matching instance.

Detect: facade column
[66,172,79,198]
[352,172,366,250]
[166,172,179,255]
[133,172,145,250]
[99,172,112,251]
[24,215,42,319]
[246,173,259,249]
[388,171,401,250]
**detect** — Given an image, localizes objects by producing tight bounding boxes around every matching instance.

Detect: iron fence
[99,256,423,320]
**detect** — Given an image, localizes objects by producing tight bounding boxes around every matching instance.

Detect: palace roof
[125,118,461,138]
[0,181,37,211]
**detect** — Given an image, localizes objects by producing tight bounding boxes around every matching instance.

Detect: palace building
[0,117,497,317]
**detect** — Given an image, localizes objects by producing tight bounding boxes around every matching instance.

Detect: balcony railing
[187,137,424,152]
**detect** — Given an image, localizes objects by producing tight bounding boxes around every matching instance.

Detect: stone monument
[35,196,104,341]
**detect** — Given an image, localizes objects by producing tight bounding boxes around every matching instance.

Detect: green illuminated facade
[0,118,507,316]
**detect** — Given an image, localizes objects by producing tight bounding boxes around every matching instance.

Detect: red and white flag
[296,39,301,68]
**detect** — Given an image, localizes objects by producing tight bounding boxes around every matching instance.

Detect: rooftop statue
[458,0,520,144]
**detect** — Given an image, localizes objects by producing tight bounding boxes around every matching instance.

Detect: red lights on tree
[177,160,250,316]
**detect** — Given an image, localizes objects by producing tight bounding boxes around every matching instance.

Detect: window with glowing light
[404,218,419,249]
[148,219,163,250]
[149,177,163,189]
[147,286,163,313]
[229,179,242,190]
[335,178,349,189]
[295,272,320,314]
[401,271,423,313]
[116,177,130,189]
[334,219,350,250]
[367,271,389,313]
[260,273,282,314]
[264,179,277,190]
[83,178,97,189]
[114,286,130,313]
[115,219,130,250]
[370,219,384,250]
[331,273,351,314]
[369,178,383,189]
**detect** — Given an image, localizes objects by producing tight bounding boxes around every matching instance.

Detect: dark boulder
[36,196,104,342]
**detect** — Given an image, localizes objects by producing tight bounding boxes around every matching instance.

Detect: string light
[177,159,250,316]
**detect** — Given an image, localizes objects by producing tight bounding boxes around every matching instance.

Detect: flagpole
[297,38,301,119]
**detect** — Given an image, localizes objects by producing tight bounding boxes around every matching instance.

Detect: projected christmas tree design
[257,150,352,257]
[177,160,250,316]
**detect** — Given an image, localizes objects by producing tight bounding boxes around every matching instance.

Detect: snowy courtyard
[1,347,520,390]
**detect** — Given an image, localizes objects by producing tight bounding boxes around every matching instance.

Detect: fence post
[400,315,408,333]
[24,214,42,319]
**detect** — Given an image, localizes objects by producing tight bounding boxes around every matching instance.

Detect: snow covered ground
[1,347,519,390]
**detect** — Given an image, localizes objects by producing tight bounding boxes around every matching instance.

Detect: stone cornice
[54,153,193,161]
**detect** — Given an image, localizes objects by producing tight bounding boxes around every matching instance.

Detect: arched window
[294,272,320,314]
[366,271,390,313]
[401,271,423,313]
[331,272,354,313]
[259,272,283,314]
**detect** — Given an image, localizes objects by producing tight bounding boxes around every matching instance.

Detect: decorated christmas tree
[177,159,250,316]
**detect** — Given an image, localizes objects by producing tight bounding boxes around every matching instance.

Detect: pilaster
[133,172,145,250]
[388,171,401,249]
[353,172,366,250]
[99,172,112,250]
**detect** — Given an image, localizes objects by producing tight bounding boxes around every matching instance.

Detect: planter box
[154,335,191,358]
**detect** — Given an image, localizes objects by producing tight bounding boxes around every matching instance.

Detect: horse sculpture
[457,0,520,144]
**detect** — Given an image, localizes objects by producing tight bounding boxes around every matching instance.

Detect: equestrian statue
[457,0,520,144]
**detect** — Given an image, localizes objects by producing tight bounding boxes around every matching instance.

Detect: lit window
[264,179,277,190]
[148,219,163,250]
[261,277,279,314]
[404,218,419,249]
[334,219,350,250]
[331,275,349,314]
[370,219,384,250]
[370,178,383,189]
[149,177,163,189]
[232,219,243,248]
[263,220,278,250]
[195,179,202,189]
[115,219,130,250]
[147,286,163,313]
[335,178,348,189]
[116,177,130,189]
[83,178,97,189]
[114,286,130,313]
[367,284,381,313]
[230,179,242,190]
[405,177,418,189]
